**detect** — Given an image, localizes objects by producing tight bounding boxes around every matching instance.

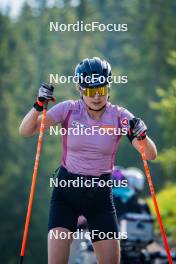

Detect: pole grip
[43,100,48,110]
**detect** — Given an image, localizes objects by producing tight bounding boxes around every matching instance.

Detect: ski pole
[137,139,173,264]
[18,101,48,264]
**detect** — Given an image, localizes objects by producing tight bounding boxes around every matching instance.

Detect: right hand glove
[129,117,147,140]
[33,83,56,112]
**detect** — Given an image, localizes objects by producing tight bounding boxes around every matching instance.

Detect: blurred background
[0,0,176,263]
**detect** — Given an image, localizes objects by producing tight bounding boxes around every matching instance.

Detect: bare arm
[19,108,55,137]
[132,136,157,160]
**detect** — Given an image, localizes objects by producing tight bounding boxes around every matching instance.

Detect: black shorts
[48,166,119,242]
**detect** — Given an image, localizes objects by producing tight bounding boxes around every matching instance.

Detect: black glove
[129,117,147,140]
[33,83,55,112]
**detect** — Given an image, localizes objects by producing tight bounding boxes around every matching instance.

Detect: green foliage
[151,52,176,180]
[151,81,176,143]
[147,185,176,242]
[156,147,176,178]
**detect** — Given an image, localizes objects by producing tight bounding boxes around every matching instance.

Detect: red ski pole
[18,101,48,264]
[137,139,173,264]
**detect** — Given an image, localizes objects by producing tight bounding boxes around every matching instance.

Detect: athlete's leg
[85,209,120,264]
[48,198,78,264]
[48,227,73,264]
[93,239,120,264]
[85,186,120,264]
[48,167,80,264]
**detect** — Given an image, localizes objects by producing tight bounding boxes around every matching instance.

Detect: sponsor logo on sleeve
[121,118,129,127]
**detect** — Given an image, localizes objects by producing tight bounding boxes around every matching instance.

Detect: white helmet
[124,167,145,192]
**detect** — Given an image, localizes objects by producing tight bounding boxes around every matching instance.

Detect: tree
[151,51,176,181]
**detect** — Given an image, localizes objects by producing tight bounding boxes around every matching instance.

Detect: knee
[48,228,73,264]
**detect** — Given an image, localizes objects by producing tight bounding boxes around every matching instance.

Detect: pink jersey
[47,99,134,176]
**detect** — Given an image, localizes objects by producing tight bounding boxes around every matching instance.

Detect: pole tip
[18,256,24,264]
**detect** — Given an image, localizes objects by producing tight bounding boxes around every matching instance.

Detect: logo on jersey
[72,120,87,129]
[121,118,129,127]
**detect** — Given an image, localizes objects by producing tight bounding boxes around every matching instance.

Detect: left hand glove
[33,83,56,112]
[129,117,147,140]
